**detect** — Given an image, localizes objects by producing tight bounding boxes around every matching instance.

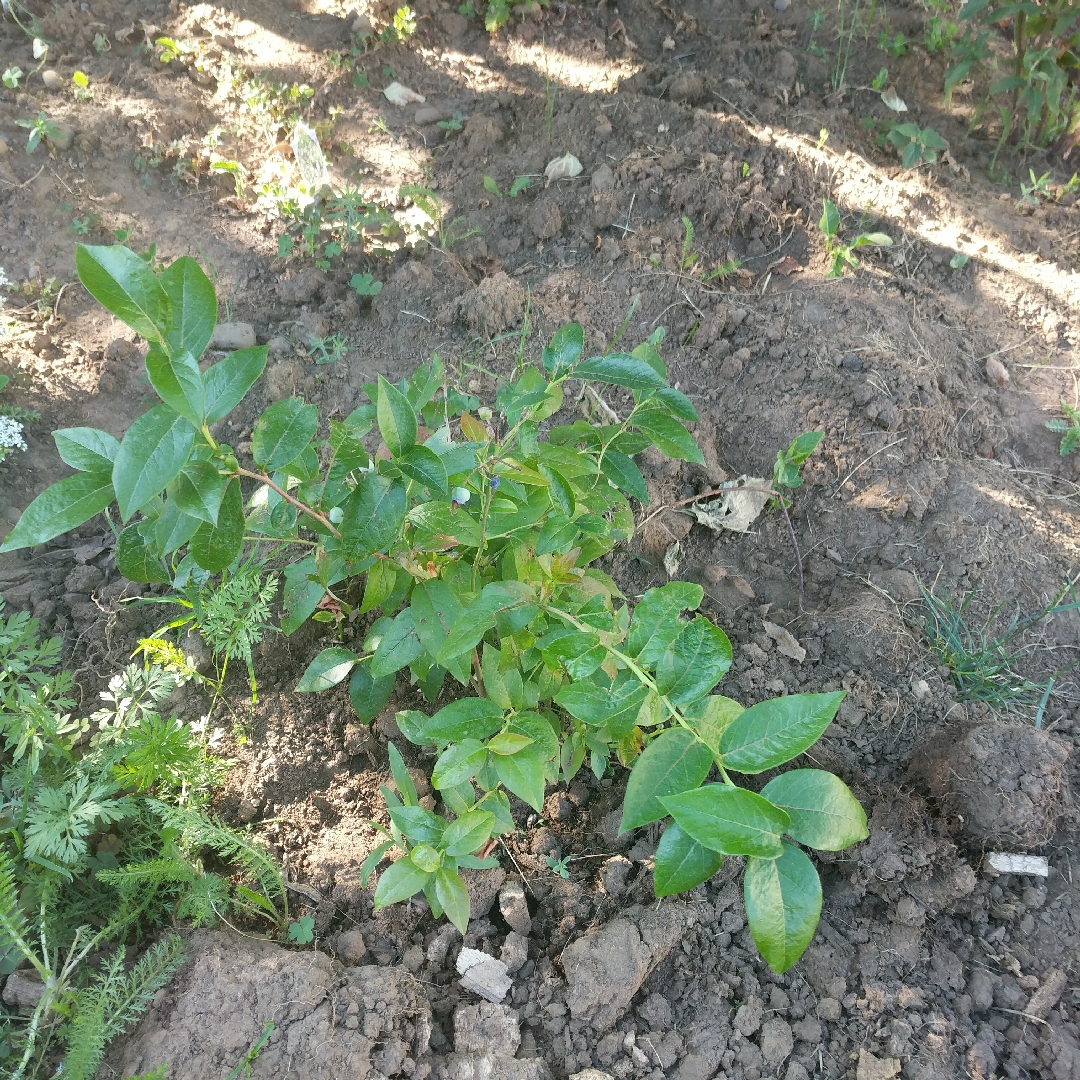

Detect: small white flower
[0,415,27,460]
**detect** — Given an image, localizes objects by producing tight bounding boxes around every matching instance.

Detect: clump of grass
[919,578,1080,719]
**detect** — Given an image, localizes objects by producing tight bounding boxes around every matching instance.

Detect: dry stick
[236,468,342,539]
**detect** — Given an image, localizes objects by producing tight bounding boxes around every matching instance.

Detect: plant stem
[235,468,342,539]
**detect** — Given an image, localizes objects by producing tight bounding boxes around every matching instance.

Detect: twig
[47,281,74,327]
[833,437,907,494]
[612,192,636,235]
[499,837,536,896]
[779,498,806,613]
[401,310,430,321]
[236,468,342,538]
[0,164,45,189]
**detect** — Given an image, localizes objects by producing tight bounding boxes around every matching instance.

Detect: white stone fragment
[985,853,1049,877]
[456,947,511,1003]
[384,81,426,106]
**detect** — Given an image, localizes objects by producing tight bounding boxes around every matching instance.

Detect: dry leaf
[544,152,583,185]
[662,35,676,50]
[383,81,426,106]
[880,88,907,113]
[767,255,803,276]
[763,620,806,663]
[114,23,136,42]
[684,475,769,533]
[663,541,681,578]
[89,192,122,204]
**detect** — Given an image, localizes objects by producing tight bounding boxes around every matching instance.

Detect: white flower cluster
[0,414,27,462]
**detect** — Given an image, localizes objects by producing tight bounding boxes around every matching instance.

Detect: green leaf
[188,478,244,571]
[683,695,743,757]
[660,784,790,857]
[438,581,535,664]
[145,345,205,427]
[786,431,823,465]
[719,692,844,774]
[398,445,448,493]
[495,744,546,812]
[542,323,584,376]
[759,769,868,851]
[387,805,444,845]
[359,559,399,615]
[626,582,704,664]
[408,500,483,549]
[160,255,217,360]
[112,405,195,521]
[370,608,425,678]
[341,475,407,560]
[168,461,224,525]
[599,449,648,503]
[53,427,119,475]
[555,671,649,737]
[620,727,714,832]
[654,616,732,706]
[488,732,534,755]
[435,867,471,933]
[744,841,822,973]
[373,858,431,908]
[1,473,116,551]
[424,698,505,743]
[653,821,724,898]
[819,200,840,237]
[75,244,170,346]
[252,398,318,472]
[632,405,705,465]
[155,501,201,555]
[203,347,268,425]
[574,353,666,390]
[296,647,358,692]
[115,521,169,583]
[538,463,575,517]
[507,711,559,761]
[432,739,489,789]
[410,579,464,668]
[377,374,418,457]
[442,809,495,856]
[349,659,395,722]
[649,386,699,422]
[387,742,418,804]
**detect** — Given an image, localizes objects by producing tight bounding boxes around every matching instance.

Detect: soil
[3,0,1080,1078]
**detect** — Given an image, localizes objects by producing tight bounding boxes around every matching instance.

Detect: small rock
[427,922,461,965]
[438,11,469,36]
[856,1049,901,1080]
[530,827,561,858]
[842,353,864,372]
[816,997,842,1021]
[968,968,998,1011]
[591,163,616,191]
[499,879,532,936]
[456,948,512,1004]
[785,1066,810,1080]
[595,115,613,137]
[0,137,9,157]
[264,359,308,401]
[668,73,704,102]
[297,309,328,341]
[600,236,622,263]
[463,867,506,919]
[760,1017,794,1069]
[45,123,75,151]
[41,68,64,90]
[775,0,791,11]
[276,267,324,305]
[528,201,563,240]
[985,356,1009,387]
[500,930,528,973]
[571,1072,615,1080]
[600,855,633,898]
[454,1000,521,1055]
[402,944,425,972]
[1026,969,1067,1019]
[415,104,454,124]
[336,929,367,964]
[209,322,256,351]
[267,335,292,359]
[181,628,213,672]
[2,971,44,1013]
[735,994,764,1036]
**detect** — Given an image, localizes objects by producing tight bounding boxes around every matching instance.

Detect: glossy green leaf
[494,744,546,812]
[370,608,425,678]
[759,769,868,851]
[252,398,318,472]
[424,698,505,743]
[632,405,705,465]
[744,841,822,973]
[1,473,116,552]
[408,500,483,549]
[542,322,584,375]
[574,353,666,390]
[112,405,195,521]
[349,659,395,722]
[188,478,244,571]
[488,732,534,755]
[683,695,744,757]
[168,461,224,525]
[720,692,844,774]
[432,739,489,789]
[539,463,575,517]
[555,672,649,737]
[203,347,268,425]
[655,615,732,705]
[438,581,535,664]
[660,784,790,857]
[649,386,699,422]
[281,557,325,636]
[373,858,431,908]
[620,727,713,832]
[296,647,359,692]
[653,821,724,898]
[410,843,442,873]
[387,742,418,804]
[626,582,704,664]
[155,500,201,555]
[387,805,444,845]
[115,522,169,584]
[398,444,448,493]
[53,427,119,476]
[146,345,204,428]
[160,255,217,360]
[341,474,406,560]
[435,867,471,933]
[410,579,463,667]
[359,559,399,615]
[442,809,495,857]
[75,244,170,346]
[377,374,418,457]
[599,449,648,503]
[819,200,840,237]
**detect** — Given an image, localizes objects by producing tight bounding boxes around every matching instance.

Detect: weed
[437,111,466,137]
[287,915,315,943]
[546,854,571,878]
[400,183,480,249]
[72,70,91,100]
[678,216,700,273]
[872,66,889,90]
[1045,399,1080,455]
[817,126,829,150]
[878,29,908,56]
[949,252,969,269]
[4,243,868,978]
[886,122,947,167]
[210,159,247,202]
[350,272,384,296]
[226,1022,275,1080]
[305,332,349,365]
[1017,167,1056,206]
[92,33,110,53]
[69,215,93,236]
[833,0,864,89]
[3,66,24,89]
[16,112,63,154]
[919,579,1080,710]
[818,199,893,276]
[703,257,742,282]
[483,175,532,198]
[924,14,958,53]
[772,431,824,507]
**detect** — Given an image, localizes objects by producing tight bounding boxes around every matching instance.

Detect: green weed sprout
[4,65,25,89]
[1046,400,1080,455]
[16,111,63,154]
[818,199,893,277]
[351,272,383,296]
[679,216,700,274]
[886,123,947,168]
[400,183,480,249]
[773,431,823,507]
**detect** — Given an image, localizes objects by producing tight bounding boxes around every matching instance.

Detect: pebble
[41,69,64,90]
[209,321,257,351]
[816,997,842,1021]
[0,137,8,157]
[45,123,75,151]
[591,163,615,192]
[499,879,532,936]
[336,929,367,965]
[985,356,1009,387]
[456,947,512,1004]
